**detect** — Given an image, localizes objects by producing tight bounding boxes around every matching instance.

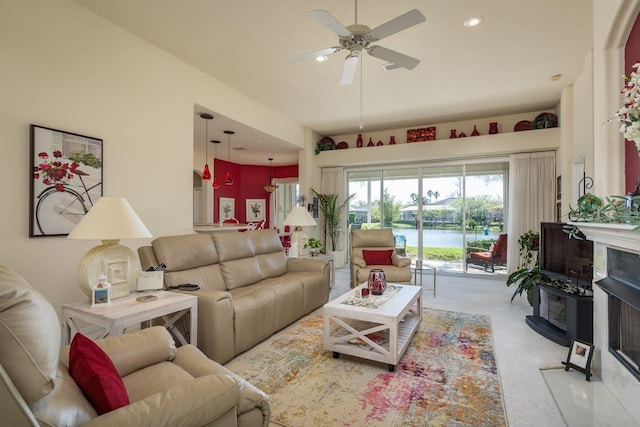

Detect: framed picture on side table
[562,338,594,381]
[246,199,266,222]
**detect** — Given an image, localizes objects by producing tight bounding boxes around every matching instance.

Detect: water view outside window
[347,161,508,273]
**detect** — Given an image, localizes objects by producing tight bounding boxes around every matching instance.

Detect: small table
[412,261,437,297]
[323,283,422,371]
[61,291,198,346]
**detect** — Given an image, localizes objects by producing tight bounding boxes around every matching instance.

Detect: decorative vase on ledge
[489,122,499,134]
[449,129,457,139]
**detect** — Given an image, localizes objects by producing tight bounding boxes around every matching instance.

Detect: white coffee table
[323,283,422,371]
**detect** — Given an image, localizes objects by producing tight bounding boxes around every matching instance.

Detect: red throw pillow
[362,249,393,265]
[68,333,129,415]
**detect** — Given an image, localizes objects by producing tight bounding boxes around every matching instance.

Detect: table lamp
[282,205,317,256]
[68,197,152,299]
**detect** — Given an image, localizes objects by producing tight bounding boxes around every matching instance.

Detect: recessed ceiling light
[315,55,328,62]
[464,16,484,28]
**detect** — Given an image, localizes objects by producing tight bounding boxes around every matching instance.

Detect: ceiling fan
[289,1,426,85]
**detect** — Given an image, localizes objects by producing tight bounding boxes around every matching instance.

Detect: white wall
[0,0,305,313]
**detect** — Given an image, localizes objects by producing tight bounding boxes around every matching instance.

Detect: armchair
[349,229,412,288]
[0,265,270,427]
[466,233,508,272]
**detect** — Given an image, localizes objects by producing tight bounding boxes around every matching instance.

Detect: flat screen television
[539,222,594,289]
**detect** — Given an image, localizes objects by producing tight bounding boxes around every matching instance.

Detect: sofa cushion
[68,333,130,415]
[362,249,393,265]
[152,234,219,272]
[0,265,59,404]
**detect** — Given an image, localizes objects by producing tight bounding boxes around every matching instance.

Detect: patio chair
[394,234,407,256]
[466,233,508,272]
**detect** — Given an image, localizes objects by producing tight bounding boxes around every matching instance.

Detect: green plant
[506,230,548,305]
[311,189,356,252]
[304,237,324,253]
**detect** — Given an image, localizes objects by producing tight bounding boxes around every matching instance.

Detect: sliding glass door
[346,160,508,273]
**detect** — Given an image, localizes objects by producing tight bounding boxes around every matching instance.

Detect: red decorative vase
[450,129,458,139]
[471,125,480,136]
[367,269,387,295]
[489,122,499,134]
[367,137,374,147]
[458,131,467,138]
[357,133,363,148]
[389,136,396,145]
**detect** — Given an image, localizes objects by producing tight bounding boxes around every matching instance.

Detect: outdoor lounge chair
[466,233,508,272]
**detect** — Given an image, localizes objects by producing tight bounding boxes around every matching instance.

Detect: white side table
[292,253,335,287]
[61,291,198,346]
[411,261,437,297]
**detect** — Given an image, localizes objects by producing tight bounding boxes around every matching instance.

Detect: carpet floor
[226,308,507,426]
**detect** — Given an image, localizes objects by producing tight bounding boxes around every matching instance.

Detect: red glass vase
[489,122,499,134]
[368,269,387,295]
[449,129,457,139]
[357,134,363,148]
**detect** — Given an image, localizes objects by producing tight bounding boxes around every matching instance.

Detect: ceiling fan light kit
[291,2,426,85]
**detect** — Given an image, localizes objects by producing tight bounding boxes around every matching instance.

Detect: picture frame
[219,197,235,220]
[246,199,266,222]
[30,124,103,237]
[562,338,594,381]
[91,286,111,307]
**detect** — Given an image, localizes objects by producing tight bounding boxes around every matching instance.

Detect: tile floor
[330,264,638,427]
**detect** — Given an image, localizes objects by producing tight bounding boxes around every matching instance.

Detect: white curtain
[271,177,297,230]
[507,151,556,273]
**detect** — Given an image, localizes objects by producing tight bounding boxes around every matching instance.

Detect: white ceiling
[72,0,593,166]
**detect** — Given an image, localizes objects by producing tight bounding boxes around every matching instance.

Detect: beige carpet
[226,308,506,426]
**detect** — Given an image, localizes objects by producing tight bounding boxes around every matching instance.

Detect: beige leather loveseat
[350,228,412,288]
[0,265,269,427]
[138,229,331,364]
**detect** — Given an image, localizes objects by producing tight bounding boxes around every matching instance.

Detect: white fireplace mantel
[571,221,640,424]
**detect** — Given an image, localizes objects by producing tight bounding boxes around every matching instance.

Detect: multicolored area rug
[226,308,506,426]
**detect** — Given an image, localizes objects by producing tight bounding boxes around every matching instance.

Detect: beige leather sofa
[350,228,412,288]
[0,265,270,427]
[138,229,331,364]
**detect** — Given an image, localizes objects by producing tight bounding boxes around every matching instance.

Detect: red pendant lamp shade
[211,140,221,189]
[199,113,213,180]
[224,130,234,186]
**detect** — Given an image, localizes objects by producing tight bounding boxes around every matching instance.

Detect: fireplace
[596,247,640,381]
[575,223,640,424]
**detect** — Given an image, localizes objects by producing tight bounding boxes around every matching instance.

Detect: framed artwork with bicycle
[29,124,103,237]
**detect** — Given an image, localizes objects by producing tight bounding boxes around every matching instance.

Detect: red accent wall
[211,159,298,224]
[625,14,640,192]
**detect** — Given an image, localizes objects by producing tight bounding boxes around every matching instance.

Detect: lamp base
[76,240,138,300]
[291,228,308,256]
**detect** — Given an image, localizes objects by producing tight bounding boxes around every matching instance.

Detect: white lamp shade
[282,206,317,227]
[68,197,152,241]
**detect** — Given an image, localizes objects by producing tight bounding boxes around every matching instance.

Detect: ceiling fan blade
[309,9,351,37]
[340,52,360,86]
[288,46,341,63]
[368,9,426,42]
[368,45,420,70]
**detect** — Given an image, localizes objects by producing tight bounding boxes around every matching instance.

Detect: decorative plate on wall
[514,120,532,132]
[336,141,349,149]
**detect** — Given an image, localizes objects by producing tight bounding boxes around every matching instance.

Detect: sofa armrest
[351,255,366,268]
[174,345,270,427]
[392,255,411,267]
[286,258,328,273]
[82,374,240,427]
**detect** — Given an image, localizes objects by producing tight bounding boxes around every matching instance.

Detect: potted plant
[304,237,324,256]
[311,188,356,268]
[506,230,548,305]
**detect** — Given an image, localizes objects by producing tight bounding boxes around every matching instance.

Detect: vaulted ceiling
[72,0,592,165]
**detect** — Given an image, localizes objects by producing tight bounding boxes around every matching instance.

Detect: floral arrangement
[612,60,640,154]
[33,151,79,192]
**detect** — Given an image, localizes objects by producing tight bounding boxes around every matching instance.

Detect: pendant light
[199,113,213,180]
[223,130,234,185]
[211,140,221,189]
[264,157,278,193]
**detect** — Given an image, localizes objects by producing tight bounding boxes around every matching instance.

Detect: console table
[62,291,197,346]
